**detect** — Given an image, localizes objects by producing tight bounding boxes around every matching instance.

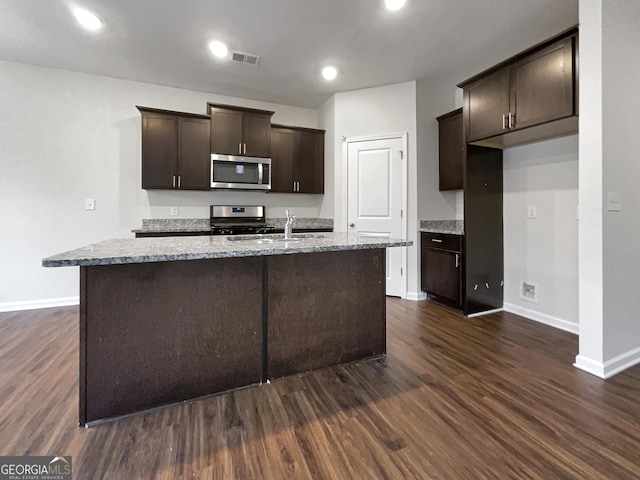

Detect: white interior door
[347,137,404,297]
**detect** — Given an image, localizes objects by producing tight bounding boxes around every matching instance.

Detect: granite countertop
[43,233,411,267]
[419,220,464,235]
[131,218,334,233]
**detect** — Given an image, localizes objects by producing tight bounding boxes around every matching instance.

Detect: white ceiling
[0,0,578,108]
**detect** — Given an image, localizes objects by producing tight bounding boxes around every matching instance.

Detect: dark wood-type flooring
[1,299,640,479]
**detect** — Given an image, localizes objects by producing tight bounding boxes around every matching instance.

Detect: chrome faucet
[284,209,296,240]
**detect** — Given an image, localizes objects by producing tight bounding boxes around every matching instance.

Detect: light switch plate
[85,199,95,211]
[527,205,537,219]
[607,193,622,212]
[170,206,179,216]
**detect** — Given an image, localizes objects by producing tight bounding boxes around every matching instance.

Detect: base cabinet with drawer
[420,232,463,309]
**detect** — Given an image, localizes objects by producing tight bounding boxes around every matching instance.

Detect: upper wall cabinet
[270,125,325,194]
[137,107,211,190]
[460,28,578,149]
[437,108,464,191]
[207,103,274,158]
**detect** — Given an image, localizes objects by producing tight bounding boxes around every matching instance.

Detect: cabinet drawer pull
[431,239,443,243]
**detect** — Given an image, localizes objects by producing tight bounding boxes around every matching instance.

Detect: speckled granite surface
[266,218,333,230]
[43,233,410,267]
[419,220,464,235]
[132,219,210,233]
[131,218,333,233]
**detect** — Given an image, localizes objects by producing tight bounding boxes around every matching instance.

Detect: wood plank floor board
[2,300,640,479]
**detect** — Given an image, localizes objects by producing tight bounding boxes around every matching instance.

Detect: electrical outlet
[170,206,179,216]
[527,205,537,219]
[85,199,95,211]
[519,280,539,304]
[607,193,622,212]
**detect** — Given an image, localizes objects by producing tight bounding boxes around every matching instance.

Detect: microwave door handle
[258,163,263,184]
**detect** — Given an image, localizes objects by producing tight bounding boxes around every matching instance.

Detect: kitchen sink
[227,233,327,242]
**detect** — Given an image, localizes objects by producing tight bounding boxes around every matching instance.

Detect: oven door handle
[258,163,263,185]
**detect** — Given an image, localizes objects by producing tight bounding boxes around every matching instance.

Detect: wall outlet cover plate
[519,279,539,304]
[607,193,622,212]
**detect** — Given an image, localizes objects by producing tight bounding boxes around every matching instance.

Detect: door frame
[342,132,408,299]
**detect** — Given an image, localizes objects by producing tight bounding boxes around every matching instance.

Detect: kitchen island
[43,233,411,426]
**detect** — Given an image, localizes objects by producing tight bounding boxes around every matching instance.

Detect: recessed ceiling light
[208,40,229,59]
[322,66,338,81]
[72,7,103,31]
[385,0,407,11]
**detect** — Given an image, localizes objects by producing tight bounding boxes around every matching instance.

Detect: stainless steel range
[209,205,275,236]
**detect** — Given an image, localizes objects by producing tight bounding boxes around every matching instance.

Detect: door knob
[349,223,355,228]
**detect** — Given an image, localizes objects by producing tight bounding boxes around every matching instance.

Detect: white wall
[415,77,460,222]
[575,0,640,378]
[503,136,579,332]
[601,0,640,364]
[326,82,420,298]
[575,0,605,374]
[318,96,335,219]
[0,60,319,309]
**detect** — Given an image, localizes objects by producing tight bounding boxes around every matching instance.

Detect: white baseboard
[405,291,427,301]
[603,346,640,379]
[574,355,606,378]
[574,348,640,380]
[503,302,579,335]
[467,308,503,318]
[0,296,79,313]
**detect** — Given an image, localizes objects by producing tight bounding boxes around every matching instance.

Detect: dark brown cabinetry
[207,103,274,158]
[466,69,511,143]
[462,29,577,148]
[437,108,464,191]
[448,27,578,315]
[270,125,324,194]
[463,145,504,315]
[138,107,211,190]
[421,232,463,308]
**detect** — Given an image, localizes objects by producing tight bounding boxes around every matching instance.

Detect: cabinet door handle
[172,175,176,188]
[293,181,296,192]
[502,114,507,130]
[508,112,515,129]
[431,238,443,243]
[455,253,459,268]
[243,143,247,155]
[239,143,242,154]
[178,175,181,189]
[297,181,300,192]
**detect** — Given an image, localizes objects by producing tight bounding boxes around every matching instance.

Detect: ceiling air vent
[231,51,261,66]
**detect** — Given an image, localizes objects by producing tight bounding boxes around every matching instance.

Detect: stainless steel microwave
[210,154,271,191]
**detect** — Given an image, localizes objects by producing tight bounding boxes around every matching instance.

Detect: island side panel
[82,257,263,425]
[267,248,386,379]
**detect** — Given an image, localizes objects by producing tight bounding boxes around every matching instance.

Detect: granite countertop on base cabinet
[132,218,334,234]
[43,233,410,267]
[419,220,464,235]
